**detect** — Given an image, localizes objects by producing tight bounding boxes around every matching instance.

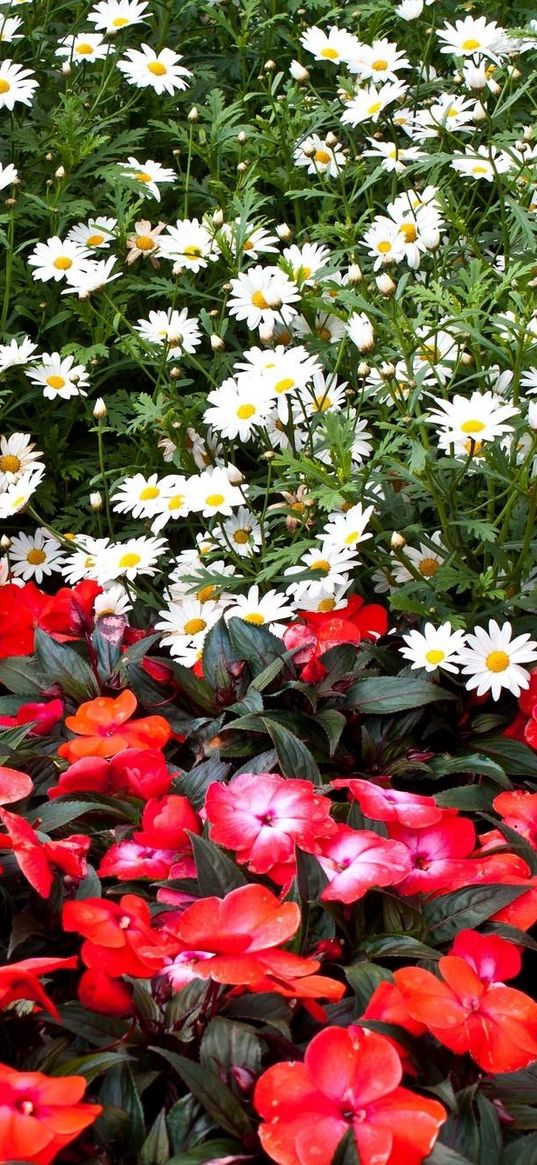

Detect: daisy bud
[61,62,71,75]
[473,101,487,121]
[264,59,276,71]
[302,142,317,158]
[45,153,53,162]
[1,535,11,549]
[276,223,292,240]
[391,531,406,549]
[523,126,534,142]
[210,334,225,351]
[376,273,396,296]
[90,491,103,511]
[237,161,248,173]
[396,0,424,18]
[54,165,66,179]
[290,59,309,82]
[325,131,338,147]
[187,106,199,122]
[237,131,247,144]
[509,67,522,80]
[169,366,182,379]
[4,197,16,208]
[346,263,363,284]
[258,320,275,343]
[489,78,501,95]
[528,402,537,430]
[93,397,107,419]
[463,62,487,89]
[357,362,370,377]
[460,351,473,366]
[381,362,396,378]
[347,311,375,353]
[172,262,184,276]
[212,208,224,226]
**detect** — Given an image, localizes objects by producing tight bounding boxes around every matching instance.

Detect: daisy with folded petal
[293,132,347,178]
[204,376,274,441]
[26,352,89,400]
[28,237,89,283]
[134,308,201,357]
[400,622,467,674]
[228,265,300,330]
[95,537,168,583]
[66,217,117,249]
[0,336,37,372]
[88,0,149,33]
[0,433,43,489]
[190,467,245,518]
[158,217,219,272]
[340,80,408,127]
[348,38,410,82]
[300,24,361,65]
[126,219,165,264]
[117,43,191,94]
[321,503,374,554]
[455,620,537,700]
[0,468,45,518]
[451,145,512,180]
[437,16,508,63]
[362,139,423,173]
[56,32,111,63]
[225,585,295,632]
[118,156,176,201]
[9,528,64,584]
[62,257,121,297]
[426,391,519,446]
[0,60,38,109]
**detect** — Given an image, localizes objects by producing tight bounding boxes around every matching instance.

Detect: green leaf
[430,754,508,785]
[425,1146,475,1164]
[99,1063,145,1154]
[315,709,346,756]
[37,796,136,832]
[34,628,99,703]
[180,758,231,811]
[477,1095,502,1165]
[501,1133,537,1164]
[260,716,321,783]
[479,739,537,779]
[49,1002,129,1046]
[423,885,526,943]
[166,659,217,714]
[140,1110,170,1165]
[330,1129,360,1165]
[345,963,393,1013]
[226,616,288,676]
[296,849,329,903]
[164,1140,241,1165]
[189,833,247,896]
[202,619,236,695]
[0,722,34,759]
[435,787,496,811]
[0,656,45,695]
[361,935,441,961]
[347,676,455,715]
[201,1017,262,1076]
[53,1051,131,1082]
[149,1048,251,1139]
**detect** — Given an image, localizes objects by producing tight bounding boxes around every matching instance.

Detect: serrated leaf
[423,885,526,943]
[189,832,247,896]
[49,1002,129,1046]
[99,1063,145,1153]
[226,617,288,676]
[347,676,455,714]
[315,709,346,756]
[34,628,100,702]
[479,739,537,779]
[430,754,508,784]
[149,1048,251,1139]
[53,1051,131,1082]
[37,796,136,831]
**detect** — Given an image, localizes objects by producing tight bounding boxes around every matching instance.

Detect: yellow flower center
[310,558,330,574]
[399,222,417,243]
[372,58,388,71]
[461,419,486,435]
[139,485,159,500]
[0,79,11,93]
[118,552,141,568]
[312,395,331,412]
[472,165,489,175]
[425,648,445,665]
[318,326,332,342]
[46,375,65,389]
[318,597,336,612]
[244,612,265,624]
[112,15,129,25]
[86,233,105,246]
[233,529,250,544]
[418,557,439,578]
[314,148,331,164]
[0,454,20,473]
[148,60,167,75]
[205,492,225,507]
[76,42,94,54]
[486,650,510,673]
[135,234,155,250]
[11,495,26,509]
[461,37,481,51]
[53,256,73,270]
[377,240,392,254]
[297,265,312,280]
[344,531,360,545]
[320,46,339,59]
[251,290,269,309]
[274,377,295,394]
[135,171,152,183]
[367,100,382,115]
[243,239,254,251]
[184,617,207,635]
[197,584,217,602]
[464,439,483,456]
[183,245,202,257]
[237,403,256,419]
[168,494,184,511]
[26,548,46,565]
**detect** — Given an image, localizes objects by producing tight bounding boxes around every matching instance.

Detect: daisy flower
[116,43,192,94]
[455,620,537,700]
[313,412,373,467]
[204,376,274,441]
[26,352,89,400]
[282,242,331,285]
[321,503,374,553]
[348,38,411,82]
[0,433,44,489]
[0,163,17,192]
[284,545,359,602]
[62,257,122,297]
[361,219,406,269]
[151,475,193,534]
[66,217,117,249]
[227,265,300,330]
[0,60,38,109]
[9,528,64,584]
[451,146,512,181]
[340,80,408,127]
[362,140,423,173]
[134,308,201,357]
[126,219,165,264]
[112,472,168,520]
[426,391,519,445]
[94,583,132,620]
[347,312,375,352]
[0,468,45,518]
[225,585,295,631]
[413,325,460,385]
[55,33,111,64]
[155,598,222,663]
[118,157,176,201]
[217,508,262,557]
[0,336,37,372]
[0,16,23,42]
[158,217,220,272]
[88,0,149,33]
[60,535,111,584]
[27,237,89,283]
[190,467,246,518]
[220,218,279,260]
[521,369,537,395]
[300,24,361,65]
[301,371,348,415]
[400,622,467,674]
[437,16,508,63]
[410,93,476,139]
[392,532,446,584]
[293,133,347,178]
[95,536,168,583]
[293,311,346,345]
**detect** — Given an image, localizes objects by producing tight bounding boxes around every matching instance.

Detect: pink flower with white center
[98,841,193,881]
[388,816,477,895]
[332,779,442,828]
[317,823,411,903]
[157,950,214,992]
[205,772,336,881]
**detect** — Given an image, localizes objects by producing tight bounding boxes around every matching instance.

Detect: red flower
[0,809,88,897]
[254,1024,446,1165]
[205,772,336,884]
[450,928,522,983]
[387,815,477,895]
[0,583,35,658]
[48,747,172,800]
[316,824,411,904]
[98,841,194,881]
[493,789,537,849]
[283,596,388,682]
[57,690,172,761]
[362,979,427,1072]
[0,1063,101,1165]
[0,955,78,1020]
[78,969,134,1017]
[133,793,200,850]
[62,894,167,978]
[332,779,441,828]
[0,699,64,737]
[0,765,33,805]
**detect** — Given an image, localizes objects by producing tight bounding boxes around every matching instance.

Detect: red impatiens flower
[0,808,89,898]
[0,1063,101,1165]
[493,789,537,849]
[48,747,172,800]
[133,793,201,850]
[0,955,78,1020]
[332,779,442,828]
[98,841,195,881]
[283,596,388,682]
[387,814,477,895]
[205,772,336,886]
[0,699,64,737]
[78,968,134,1017]
[57,690,172,761]
[394,930,537,1072]
[62,894,168,979]
[0,765,33,805]
[0,583,35,658]
[254,1024,446,1165]
[316,823,411,904]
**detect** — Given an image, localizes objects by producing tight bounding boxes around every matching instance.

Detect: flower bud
[346,263,363,284]
[61,62,71,75]
[210,334,225,351]
[528,401,537,430]
[187,106,199,122]
[237,161,248,173]
[90,491,103,510]
[264,59,276,71]
[347,311,375,353]
[55,165,66,179]
[212,208,224,226]
[276,223,292,241]
[376,273,396,296]
[290,59,309,82]
[237,131,247,144]
[93,397,107,419]
[391,531,406,549]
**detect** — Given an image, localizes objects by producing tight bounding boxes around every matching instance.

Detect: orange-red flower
[57,689,172,761]
[254,1024,446,1165]
[0,955,78,1020]
[0,1063,101,1165]
[63,893,168,979]
[0,808,89,898]
[0,765,33,805]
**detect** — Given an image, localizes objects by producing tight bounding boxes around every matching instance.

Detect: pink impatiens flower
[332,778,442,828]
[317,823,411,903]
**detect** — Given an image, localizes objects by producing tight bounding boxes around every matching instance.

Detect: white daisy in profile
[95,536,168,583]
[0,468,45,518]
[0,336,37,372]
[66,217,117,249]
[9,528,64,584]
[117,43,191,94]
[455,620,537,700]
[225,585,295,632]
[300,24,361,65]
[62,257,121,298]
[159,217,220,272]
[321,503,374,553]
[400,622,467,674]
[426,391,519,445]
[134,308,201,357]
[0,16,23,42]
[55,32,111,63]
[0,59,38,109]
[282,242,331,285]
[28,237,89,283]
[88,0,149,33]
[521,369,537,395]
[451,146,512,181]
[118,157,176,201]
[0,433,44,489]
[300,371,348,415]
[26,353,89,400]
[60,535,111,584]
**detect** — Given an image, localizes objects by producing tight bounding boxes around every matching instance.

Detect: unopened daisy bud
[237,131,247,144]
[523,126,533,142]
[187,106,199,122]
[302,142,317,158]
[391,531,406,550]
[210,334,225,351]
[357,362,370,377]
[93,397,107,419]
[396,0,424,19]
[325,131,338,147]
[460,351,473,366]
[61,61,71,75]
[276,223,292,241]
[346,263,363,284]
[55,165,66,179]
[169,366,182,379]
[528,402,537,430]
[488,78,501,95]
[227,464,244,484]
[172,262,184,276]
[237,161,248,173]
[264,59,276,71]
[376,273,396,296]
[381,362,396,378]
[473,100,487,121]
[212,208,224,226]
[290,59,309,82]
[4,197,16,208]
[1,535,11,549]
[45,153,53,162]
[509,66,522,80]
[347,311,375,353]
[258,320,275,343]
[90,491,103,510]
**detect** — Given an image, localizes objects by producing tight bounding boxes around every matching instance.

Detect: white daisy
[0,161,18,189]
[284,545,359,602]
[26,352,89,400]
[60,535,111,584]
[117,43,191,94]
[426,391,519,445]
[151,475,193,534]
[215,507,262,558]
[321,503,374,553]
[348,38,411,82]
[340,80,408,127]
[155,598,222,662]
[158,217,220,272]
[293,133,347,178]
[134,308,201,357]
[437,16,508,63]
[190,467,245,518]
[94,583,132,619]
[400,622,467,674]
[203,376,274,441]
[95,536,168,583]
[0,59,38,109]
[66,217,117,249]
[0,16,23,42]
[282,242,331,286]
[0,468,45,518]
[392,532,445,584]
[9,528,64,583]
[0,336,37,372]
[27,237,90,283]
[225,585,294,631]
[55,32,111,64]
[455,620,537,700]
[451,146,512,181]
[88,0,149,33]
[227,265,300,330]
[300,24,361,65]
[62,257,121,297]
[118,157,176,202]
[112,472,167,520]
[0,433,44,488]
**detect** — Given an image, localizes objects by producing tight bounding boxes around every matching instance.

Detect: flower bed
[2,0,537,1161]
